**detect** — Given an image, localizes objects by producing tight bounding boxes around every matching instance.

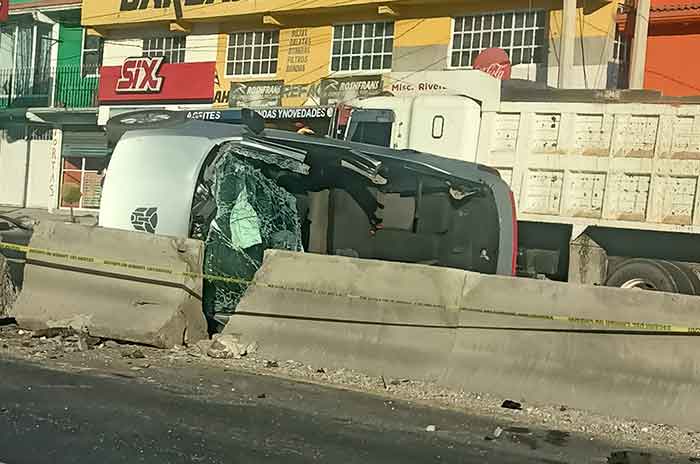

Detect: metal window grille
[29,126,52,141]
[331,22,394,72]
[612,28,629,64]
[612,27,630,88]
[450,11,546,67]
[226,31,280,76]
[82,32,103,77]
[142,36,187,64]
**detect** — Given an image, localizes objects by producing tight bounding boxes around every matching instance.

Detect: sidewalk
[0,206,97,228]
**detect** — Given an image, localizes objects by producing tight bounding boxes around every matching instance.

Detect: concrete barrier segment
[10,222,207,348]
[227,250,700,427]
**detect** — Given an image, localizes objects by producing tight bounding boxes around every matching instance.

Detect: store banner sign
[228,75,383,108]
[98,60,216,103]
[255,106,334,120]
[318,75,383,105]
[0,0,8,23]
[229,80,284,107]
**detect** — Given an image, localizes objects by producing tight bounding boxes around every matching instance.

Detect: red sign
[116,57,165,93]
[99,60,216,104]
[0,0,9,23]
[473,48,511,80]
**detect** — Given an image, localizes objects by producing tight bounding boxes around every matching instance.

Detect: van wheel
[605,258,678,293]
[106,110,185,145]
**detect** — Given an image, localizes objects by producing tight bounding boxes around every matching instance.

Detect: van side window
[432,115,444,139]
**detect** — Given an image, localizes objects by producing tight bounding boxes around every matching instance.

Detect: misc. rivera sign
[99,60,216,103]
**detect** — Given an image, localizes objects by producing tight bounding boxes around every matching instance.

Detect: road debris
[501,400,523,411]
[425,425,437,432]
[485,426,504,441]
[257,393,267,399]
[608,450,653,464]
[77,337,89,352]
[207,335,248,359]
[390,379,410,386]
[265,360,279,368]
[0,255,16,318]
[121,348,146,359]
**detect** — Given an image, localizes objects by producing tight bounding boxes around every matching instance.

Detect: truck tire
[605,258,679,293]
[665,261,700,295]
[659,261,697,295]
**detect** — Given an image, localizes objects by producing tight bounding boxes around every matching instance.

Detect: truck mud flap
[10,222,207,348]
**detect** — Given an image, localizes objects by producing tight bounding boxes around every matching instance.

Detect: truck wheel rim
[620,278,657,290]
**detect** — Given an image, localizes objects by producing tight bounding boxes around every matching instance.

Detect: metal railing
[0,65,100,110]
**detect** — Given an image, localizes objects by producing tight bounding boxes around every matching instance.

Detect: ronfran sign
[116,57,164,93]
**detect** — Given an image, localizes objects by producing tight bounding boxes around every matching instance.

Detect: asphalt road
[0,359,669,464]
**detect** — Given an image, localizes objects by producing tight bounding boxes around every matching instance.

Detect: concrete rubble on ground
[0,255,16,319]
[204,334,258,359]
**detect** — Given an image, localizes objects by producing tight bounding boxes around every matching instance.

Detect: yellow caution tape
[2,240,699,334]
[0,241,251,286]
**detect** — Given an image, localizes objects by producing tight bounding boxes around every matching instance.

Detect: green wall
[55,25,99,108]
[58,25,83,67]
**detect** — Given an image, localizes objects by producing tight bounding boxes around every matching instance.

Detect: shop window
[226,31,279,76]
[143,36,186,64]
[60,156,107,210]
[450,11,546,67]
[331,22,394,72]
[82,30,104,77]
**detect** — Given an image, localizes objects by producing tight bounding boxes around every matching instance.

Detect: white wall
[103,24,218,66]
[103,37,142,66]
[186,23,218,63]
[546,64,612,89]
[25,139,52,209]
[0,130,28,207]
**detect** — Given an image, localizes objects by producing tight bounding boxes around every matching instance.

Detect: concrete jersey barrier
[227,250,700,428]
[10,222,207,348]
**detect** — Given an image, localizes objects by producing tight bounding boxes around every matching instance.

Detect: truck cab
[345,95,482,163]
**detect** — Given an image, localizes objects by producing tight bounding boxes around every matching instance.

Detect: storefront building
[618,0,700,96]
[0,0,108,212]
[83,0,630,134]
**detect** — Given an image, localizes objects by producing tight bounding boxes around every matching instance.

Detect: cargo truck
[343,71,700,295]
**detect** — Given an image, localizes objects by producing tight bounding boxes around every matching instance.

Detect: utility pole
[628,0,650,88]
[558,0,577,88]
